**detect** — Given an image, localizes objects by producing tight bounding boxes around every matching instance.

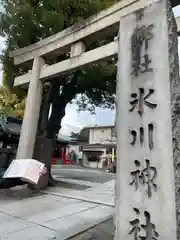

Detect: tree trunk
[38,82,52,137]
[33,78,76,188]
[42,81,74,185]
[47,95,70,186]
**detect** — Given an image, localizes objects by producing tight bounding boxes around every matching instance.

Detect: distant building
[79,125,116,166]
[53,125,117,166]
[88,125,116,145]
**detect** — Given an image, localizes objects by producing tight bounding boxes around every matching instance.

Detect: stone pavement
[45,178,115,207]
[0,177,115,240]
[69,218,115,240]
[51,166,114,184]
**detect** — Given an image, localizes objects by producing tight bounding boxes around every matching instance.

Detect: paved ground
[0,166,115,240]
[51,165,114,184]
[69,218,115,240]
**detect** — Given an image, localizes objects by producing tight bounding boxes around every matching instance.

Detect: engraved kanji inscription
[131,24,154,77]
[135,8,144,21]
[129,88,157,116]
[130,124,154,150]
[129,160,142,191]
[148,124,154,150]
[129,208,159,240]
[141,54,152,74]
[129,208,141,240]
[130,159,157,198]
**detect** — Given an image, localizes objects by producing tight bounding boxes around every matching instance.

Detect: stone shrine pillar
[16,57,45,159]
[115,0,179,239]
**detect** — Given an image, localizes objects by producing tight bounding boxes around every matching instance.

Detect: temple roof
[0,114,71,143]
[0,115,22,140]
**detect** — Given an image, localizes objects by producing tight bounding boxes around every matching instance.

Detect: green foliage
[0,86,25,119]
[0,0,117,134]
[71,128,89,142]
[0,0,117,50]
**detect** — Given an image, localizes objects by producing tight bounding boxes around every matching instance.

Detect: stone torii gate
[10,0,180,239]
[10,0,180,160]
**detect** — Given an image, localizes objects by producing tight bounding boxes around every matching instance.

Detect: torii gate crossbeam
[9,0,180,175]
[11,0,180,89]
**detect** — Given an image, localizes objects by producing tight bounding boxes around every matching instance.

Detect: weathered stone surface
[168,0,180,239]
[0,217,34,236]
[115,0,179,239]
[1,225,56,240]
[68,217,115,240]
[0,176,115,239]
[45,204,114,239]
[16,57,45,159]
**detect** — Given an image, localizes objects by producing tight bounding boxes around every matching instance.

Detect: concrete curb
[42,191,115,207]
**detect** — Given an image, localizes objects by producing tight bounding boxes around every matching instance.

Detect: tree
[0,85,25,119]
[0,0,117,135]
[71,128,89,143]
[0,0,117,184]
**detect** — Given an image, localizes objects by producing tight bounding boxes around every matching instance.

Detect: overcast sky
[0,4,179,136]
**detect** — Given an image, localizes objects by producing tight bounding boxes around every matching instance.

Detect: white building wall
[89,129,93,144]
[89,127,115,144]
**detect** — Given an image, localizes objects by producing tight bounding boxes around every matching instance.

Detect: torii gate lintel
[10,0,180,172]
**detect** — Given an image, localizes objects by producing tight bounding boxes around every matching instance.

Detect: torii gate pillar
[16,57,45,159]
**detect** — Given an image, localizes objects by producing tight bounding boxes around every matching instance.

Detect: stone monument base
[28,136,52,190]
